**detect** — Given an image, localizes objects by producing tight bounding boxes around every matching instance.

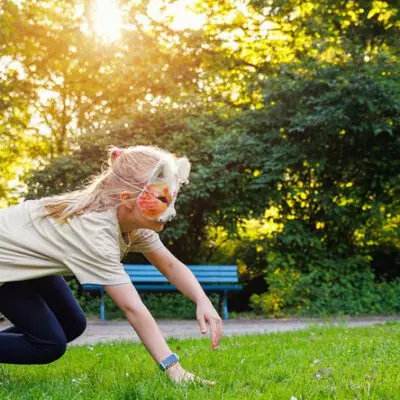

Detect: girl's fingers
[210,318,223,349]
[197,377,216,386]
[185,372,216,386]
[217,318,223,342]
[210,320,218,348]
[168,367,216,386]
[197,314,207,334]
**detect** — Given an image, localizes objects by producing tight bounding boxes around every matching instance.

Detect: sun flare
[148,0,206,31]
[89,0,204,42]
[92,0,122,42]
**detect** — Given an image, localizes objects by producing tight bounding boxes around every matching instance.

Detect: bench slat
[125,272,238,278]
[126,276,238,283]
[124,265,237,272]
[125,269,238,275]
[134,285,242,291]
[83,265,239,285]
[84,284,242,291]
[124,265,239,283]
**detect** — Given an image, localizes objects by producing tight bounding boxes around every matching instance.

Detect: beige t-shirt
[0,200,164,285]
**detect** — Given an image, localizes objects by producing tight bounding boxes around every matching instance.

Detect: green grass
[1,323,400,399]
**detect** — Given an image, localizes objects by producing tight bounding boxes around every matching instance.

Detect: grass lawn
[1,323,399,400]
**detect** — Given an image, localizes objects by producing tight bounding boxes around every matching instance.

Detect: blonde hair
[42,145,178,222]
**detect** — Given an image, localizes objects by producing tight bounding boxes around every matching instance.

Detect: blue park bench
[83,264,242,321]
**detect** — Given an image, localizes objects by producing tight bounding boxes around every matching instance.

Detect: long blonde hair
[42,145,178,221]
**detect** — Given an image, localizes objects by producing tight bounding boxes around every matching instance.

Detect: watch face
[159,353,179,371]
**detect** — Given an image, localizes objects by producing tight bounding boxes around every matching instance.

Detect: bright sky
[92,0,122,42]
[92,0,206,42]
[148,0,206,31]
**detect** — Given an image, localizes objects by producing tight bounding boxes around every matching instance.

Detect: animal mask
[137,157,190,222]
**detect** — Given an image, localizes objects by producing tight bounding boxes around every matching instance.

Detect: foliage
[251,268,400,317]
[0,0,201,203]
[189,0,400,109]
[1,324,400,398]
[259,59,400,315]
[142,293,220,319]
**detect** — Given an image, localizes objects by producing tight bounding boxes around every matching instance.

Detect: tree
[0,0,203,203]
[245,58,400,315]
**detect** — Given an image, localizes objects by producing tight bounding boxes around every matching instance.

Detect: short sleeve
[65,257,130,286]
[64,228,131,286]
[128,229,164,254]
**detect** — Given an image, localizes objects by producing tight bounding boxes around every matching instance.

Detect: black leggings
[0,276,86,364]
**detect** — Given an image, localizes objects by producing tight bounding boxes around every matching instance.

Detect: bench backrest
[124,264,239,284]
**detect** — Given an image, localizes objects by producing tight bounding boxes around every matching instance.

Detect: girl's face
[136,183,177,223]
[117,156,190,232]
[135,156,190,223]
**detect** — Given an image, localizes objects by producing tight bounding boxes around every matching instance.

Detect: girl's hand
[166,363,216,385]
[196,298,223,350]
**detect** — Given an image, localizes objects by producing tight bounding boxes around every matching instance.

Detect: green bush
[141,293,220,319]
[97,292,220,320]
[250,271,400,317]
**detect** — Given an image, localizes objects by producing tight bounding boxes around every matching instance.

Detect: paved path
[2,316,398,346]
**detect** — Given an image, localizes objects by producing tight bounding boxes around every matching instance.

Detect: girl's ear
[120,192,134,201]
[119,192,135,210]
[176,157,191,184]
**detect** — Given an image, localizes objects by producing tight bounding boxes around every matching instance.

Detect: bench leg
[222,290,229,320]
[100,289,106,321]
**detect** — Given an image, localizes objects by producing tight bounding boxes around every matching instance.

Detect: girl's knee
[67,313,87,342]
[27,330,68,364]
[37,341,67,364]
[74,313,87,338]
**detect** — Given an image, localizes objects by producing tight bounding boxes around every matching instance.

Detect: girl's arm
[104,283,172,362]
[144,247,223,350]
[104,283,215,384]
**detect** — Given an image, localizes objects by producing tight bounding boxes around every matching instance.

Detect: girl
[0,145,222,384]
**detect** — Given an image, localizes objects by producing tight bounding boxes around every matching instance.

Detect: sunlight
[92,0,122,42]
[148,0,206,31]
[88,0,204,42]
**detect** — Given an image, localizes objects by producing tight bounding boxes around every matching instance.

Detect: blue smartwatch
[159,353,179,371]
